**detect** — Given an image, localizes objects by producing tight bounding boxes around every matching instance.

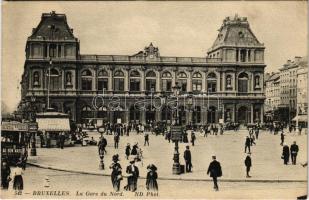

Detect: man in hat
[245,136,251,153]
[290,141,299,165]
[183,146,192,172]
[244,153,252,178]
[144,132,149,146]
[98,136,107,155]
[125,157,139,192]
[207,156,222,191]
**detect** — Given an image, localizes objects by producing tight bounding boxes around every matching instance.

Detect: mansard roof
[29,11,77,41]
[208,14,264,52]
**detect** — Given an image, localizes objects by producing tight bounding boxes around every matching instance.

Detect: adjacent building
[20,12,266,127]
[264,72,280,122]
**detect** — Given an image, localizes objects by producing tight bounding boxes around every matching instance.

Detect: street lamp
[171,82,182,175]
[30,92,37,156]
[187,94,193,128]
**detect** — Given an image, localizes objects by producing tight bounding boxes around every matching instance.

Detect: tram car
[1,121,29,166]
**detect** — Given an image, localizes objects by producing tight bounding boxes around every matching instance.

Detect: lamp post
[187,94,193,128]
[171,82,182,175]
[30,92,37,156]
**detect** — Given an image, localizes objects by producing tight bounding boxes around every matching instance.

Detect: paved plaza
[27,129,307,181]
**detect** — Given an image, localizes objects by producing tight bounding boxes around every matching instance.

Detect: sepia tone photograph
[1,1,308,199]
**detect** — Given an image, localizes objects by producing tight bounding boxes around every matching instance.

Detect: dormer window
[238,31,244,38]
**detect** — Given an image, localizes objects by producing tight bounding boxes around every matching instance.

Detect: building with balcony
[264,72,280,122]
[20,12,266,126]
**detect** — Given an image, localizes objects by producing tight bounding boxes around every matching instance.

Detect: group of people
[1,160,25,191]
[282,141,299,165]
[109,154,158,192]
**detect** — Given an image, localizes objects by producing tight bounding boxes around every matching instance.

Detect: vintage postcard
[1,1,308,199]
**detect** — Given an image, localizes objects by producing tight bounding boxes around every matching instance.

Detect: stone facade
[21,12,266,126]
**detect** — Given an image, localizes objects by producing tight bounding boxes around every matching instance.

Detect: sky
[1,1,308,113]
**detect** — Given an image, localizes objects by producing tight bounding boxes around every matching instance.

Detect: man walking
[183,146,192,173]
[244,153,252,178]
[255,127,259,139]
[290,141,299,165]
[280,131,285,146]
[98,136,107,155]
[114,131,120,149]
[245,136,251,153]
[144,132,149,146]
[191,131,196,146]
[207,156,222,191]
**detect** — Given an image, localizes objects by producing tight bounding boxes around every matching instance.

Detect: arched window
[254,75,260,88]
[238,72,249,93]
[207,72,217,92]
[130,70,141,92]
[114,70,124,91]
[49,69,60,90]
[192,72,202,92]
[81,106,93,119]
[33,71,40,87]
[65,71,72,86]
[81,69,92,91]
[226,74,233,90]
[162,71,172,91]
[98,70,108,91]
[146,71,156,91]
[97,106,107,119]
[177,72,187,92]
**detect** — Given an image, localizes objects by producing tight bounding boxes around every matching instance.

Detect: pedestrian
[183,131,189,143]
[167,131,171,143]
[59,132,65,149]
[220,124,224,135]
[290,141,299,165]
[114,131,120,149]
[250,135,256,146]
[244,153,252,178]
[1,161,11,190]
[280,132,285,146]
[191,131,196,146]
[98,136,107,155]
[204,125,208,137]
[12,162,24,191]
[124,157,139,192]
[144,132,149,146]
[131,143,138,156]
[146,164,158,191]
[110,154,122,191]
[207,156,222,191]
[183,146,192,173]
[255,128,259,139]
[245,136,251,153]
[282,143,290,165]
[289,125,292,133]
[125,143,131,160]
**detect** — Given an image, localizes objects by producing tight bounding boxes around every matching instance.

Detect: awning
[292,115,308,122]
[36,118,70,132]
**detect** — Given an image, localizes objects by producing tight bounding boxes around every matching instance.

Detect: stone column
[141,110,146,124]
[251,104,254,123]
[156,70,161,95]
[108,69,113,93]
[202,70,207,92]
[222,104,225,123]
[246,49,249,62]
[141,68,145,95]
[233,104,237,122]
[222,72,226,92]
[260,105,264,123]
[61,70,65,90]
[156,110,161,122]
[238,49,241,62]
[187,69,193,92]
[124,68,129,93]
[93,69,96,91]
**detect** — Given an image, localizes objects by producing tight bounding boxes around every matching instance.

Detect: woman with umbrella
[146,164,158,191]
[109,154,122,191]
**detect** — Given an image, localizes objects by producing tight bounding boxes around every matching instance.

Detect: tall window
[177,72,187,92]
[207,72,217,92]
[98,70,108,91]
[238,72,249,93]
[130,70,141,92]
[226,74,232,90]
[33,71,40,87]
[49,69,60,90]
[192,72,202,92]
[254,75,260,88]
[114,70,124,91]
[49,44,57,58]
[81,69,92,91]
[146,71,156,91]
[162,71,172,92]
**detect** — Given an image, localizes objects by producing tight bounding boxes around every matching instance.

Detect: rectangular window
[58,45,62,57]
[130,79,140,91]
[82,79,92,90]
[114,78,124,91]
[192,80,202,91]
[178,79,187,92]
[146,79,156,91]
[162,79,172,91]
[98,78,108,91]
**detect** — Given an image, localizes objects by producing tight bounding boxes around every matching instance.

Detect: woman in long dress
[12,162,24,190]
[146,164,158,191]
[110,154,122,191]
[282,144,290,165]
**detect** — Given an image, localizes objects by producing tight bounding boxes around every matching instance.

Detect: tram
[1,121,29,166]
